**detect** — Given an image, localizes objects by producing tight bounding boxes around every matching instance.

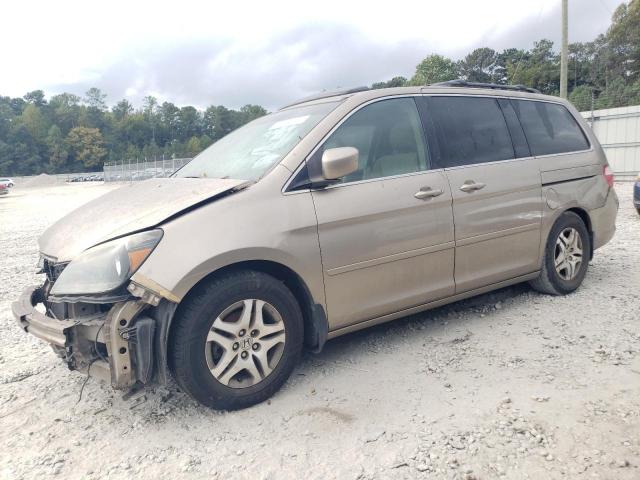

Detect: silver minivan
[13,82,618,410]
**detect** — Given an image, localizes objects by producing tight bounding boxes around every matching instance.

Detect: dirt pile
[19,173,59,189]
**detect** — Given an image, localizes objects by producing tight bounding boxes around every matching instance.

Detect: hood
[39,177,247,262]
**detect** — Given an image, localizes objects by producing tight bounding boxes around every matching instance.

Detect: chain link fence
[103,158,192,182]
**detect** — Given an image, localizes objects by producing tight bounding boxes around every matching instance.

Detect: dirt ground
[1,182,639,480]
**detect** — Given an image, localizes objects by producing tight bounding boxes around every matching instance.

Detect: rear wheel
[169,270,303,410]
[529,211,591,295]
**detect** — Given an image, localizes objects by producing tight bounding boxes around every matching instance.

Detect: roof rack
[431,80,541,94]
[281,86,370,109]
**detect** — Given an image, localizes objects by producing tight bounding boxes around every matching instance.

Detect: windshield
[175,101,340,180]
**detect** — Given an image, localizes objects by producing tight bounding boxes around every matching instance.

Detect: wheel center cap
[240,337,253,351]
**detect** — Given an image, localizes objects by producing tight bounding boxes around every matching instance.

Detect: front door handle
[414,187,444,200]
[459,181,486,193]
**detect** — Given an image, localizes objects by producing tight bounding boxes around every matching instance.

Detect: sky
[1,0,621,111]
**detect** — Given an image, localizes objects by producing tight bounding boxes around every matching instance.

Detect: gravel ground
[1,182,639,480]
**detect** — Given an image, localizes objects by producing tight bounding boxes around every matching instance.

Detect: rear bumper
[591,188,619,250]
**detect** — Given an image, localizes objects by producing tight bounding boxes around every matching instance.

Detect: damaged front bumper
[12,283,177,390]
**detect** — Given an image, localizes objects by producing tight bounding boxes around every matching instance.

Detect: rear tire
[169,270,303,410]
[529,211,591,295]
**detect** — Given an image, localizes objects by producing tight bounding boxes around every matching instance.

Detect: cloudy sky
[2,0,619,110]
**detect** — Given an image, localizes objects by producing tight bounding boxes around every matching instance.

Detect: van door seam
[442,171,457,293]
[309,190,330,323]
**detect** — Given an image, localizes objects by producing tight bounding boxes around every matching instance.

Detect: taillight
[603,165,614,188]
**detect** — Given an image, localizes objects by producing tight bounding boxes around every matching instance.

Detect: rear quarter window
[511,100,589,156]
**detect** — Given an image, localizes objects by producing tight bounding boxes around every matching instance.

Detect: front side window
[176,101,340,181]
[319,98,428,183]
[511,100,589,156]
[423,96,515,169]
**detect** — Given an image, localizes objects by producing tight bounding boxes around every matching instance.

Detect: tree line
[1,0,638,176]
[373,0,640,111]
[0,90,267,175]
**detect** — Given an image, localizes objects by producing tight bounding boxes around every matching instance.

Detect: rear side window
[422,96,515,168]
[511,100,589,156]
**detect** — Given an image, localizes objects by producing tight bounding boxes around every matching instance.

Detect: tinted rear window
[424,96,514,168]
[511,100,589,156]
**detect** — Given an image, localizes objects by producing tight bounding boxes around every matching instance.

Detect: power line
[510,4,545,83]
[596,0,612,15]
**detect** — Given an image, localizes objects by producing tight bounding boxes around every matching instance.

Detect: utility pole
[560,0,568,98]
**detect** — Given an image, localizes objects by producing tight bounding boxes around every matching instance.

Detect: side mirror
[321,147,359,180]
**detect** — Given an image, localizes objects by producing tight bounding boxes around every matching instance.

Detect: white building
[581,105,640,179]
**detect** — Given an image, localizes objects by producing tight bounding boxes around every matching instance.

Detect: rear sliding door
[417,95,543,293]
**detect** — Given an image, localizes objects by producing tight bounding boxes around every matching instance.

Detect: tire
[636,207,640,216]
[529,211,591,296]
[169,270,303,410]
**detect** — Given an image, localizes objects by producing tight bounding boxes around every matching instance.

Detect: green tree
[66,126,107,167]
[371,76,408,89]
[410,54,459,85]
[458,48,498,83]
[240,104,267,123]
[24,90,47,107]
[509,39,560,94]
[112,99,134,121]
[20,104,49,142]
[494,48,528,84]
[568,85,594,111]
[46,125,68,169]
[199,134,213,150]
[177,106,201,141]
[607,0,640,81]
[49,93,81,132]
[85,87,107,111]
[185,136,201,157]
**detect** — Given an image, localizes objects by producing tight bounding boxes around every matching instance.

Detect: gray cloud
[47,0,617,111]
[482,0,613,53]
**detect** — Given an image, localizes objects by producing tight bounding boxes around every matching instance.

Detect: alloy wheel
[204,299,286,388]
[554,227,583,281]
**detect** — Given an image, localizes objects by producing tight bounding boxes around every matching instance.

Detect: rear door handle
[414,187,444,200]
[459,181,486,193]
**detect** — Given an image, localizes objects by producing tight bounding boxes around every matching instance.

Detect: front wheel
[529,211,591,295]
[169,270,303,410]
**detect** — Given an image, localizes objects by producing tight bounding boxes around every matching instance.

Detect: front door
[310,97,456,329]
[419,95,543,293]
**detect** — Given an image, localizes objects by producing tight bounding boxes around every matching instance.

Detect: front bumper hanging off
[12,284,166,390]
[13,286,75,348]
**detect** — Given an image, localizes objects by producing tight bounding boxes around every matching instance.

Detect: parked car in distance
[13,82,619,410]
[66,173,104,183]
[0,182,8,195]
[634,173,640,215]
[0,177,14,187]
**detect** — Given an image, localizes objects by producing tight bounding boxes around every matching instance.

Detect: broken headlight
[49,229,163,296]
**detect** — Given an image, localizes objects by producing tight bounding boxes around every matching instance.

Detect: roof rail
[281,86,370,109]
[431,80,541,94]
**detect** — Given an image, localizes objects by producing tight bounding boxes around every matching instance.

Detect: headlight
[50,229,163,296]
